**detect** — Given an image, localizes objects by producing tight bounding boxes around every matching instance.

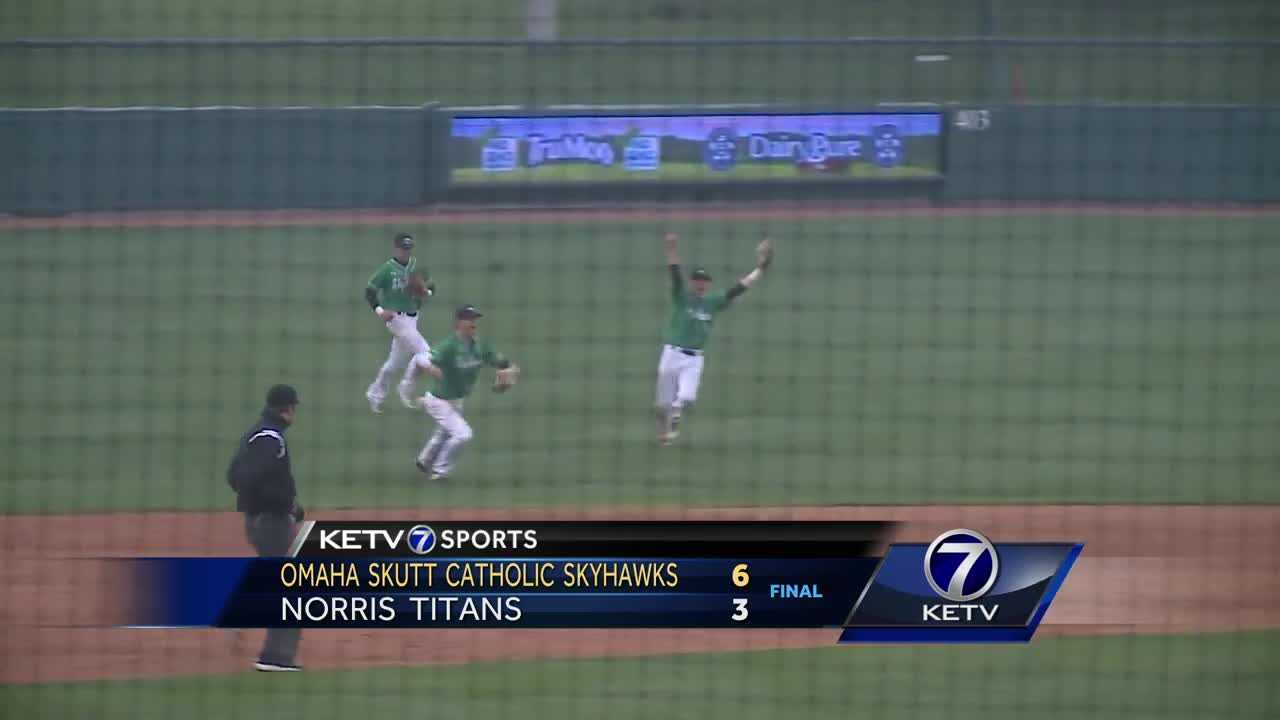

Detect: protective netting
[2,2,1278,719]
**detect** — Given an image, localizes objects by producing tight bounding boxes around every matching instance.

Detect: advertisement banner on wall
[449,111,944,184]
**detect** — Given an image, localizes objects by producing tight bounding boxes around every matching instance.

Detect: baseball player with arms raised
[364,232,435,413]
[404,304,520,480]
[656,232,773,445]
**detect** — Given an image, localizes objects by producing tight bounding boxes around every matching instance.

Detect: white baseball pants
[418,394,472,476]
[655,344,704,411]
[367,312,430,406]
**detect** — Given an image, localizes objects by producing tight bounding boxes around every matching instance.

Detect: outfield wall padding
[944,105,1280,203]
[0,106,432,214]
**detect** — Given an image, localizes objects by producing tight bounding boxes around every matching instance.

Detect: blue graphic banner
[125,557,879,629]
[118,522,1080,642]
[448,111,945,184]
[839,533,1083,643]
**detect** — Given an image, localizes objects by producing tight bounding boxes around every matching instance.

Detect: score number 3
[731,563,750,622]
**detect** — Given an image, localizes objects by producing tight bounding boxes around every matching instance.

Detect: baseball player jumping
[403,304,520,480]
[656,232,773,445]
[364,233,435,413]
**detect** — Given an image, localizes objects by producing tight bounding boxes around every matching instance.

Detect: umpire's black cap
[691,267,713,281]
[455,304,484,320]
[394,233,415,250]
[265,384,300,409]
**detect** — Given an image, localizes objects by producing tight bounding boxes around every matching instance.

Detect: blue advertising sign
[450,111,944,184]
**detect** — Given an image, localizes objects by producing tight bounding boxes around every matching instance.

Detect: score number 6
[731,563,750,622]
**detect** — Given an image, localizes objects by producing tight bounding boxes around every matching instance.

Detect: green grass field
[2,0,1276,106]
[5,631,1277,720]
[2,212,1277,514]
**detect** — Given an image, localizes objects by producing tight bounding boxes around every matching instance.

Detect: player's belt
[668,344,701,357]
[398,311,417,317]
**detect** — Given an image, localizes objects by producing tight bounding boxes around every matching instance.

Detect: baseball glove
[407,273,433,298]
[493,364,521,393]
[756,238,774,270]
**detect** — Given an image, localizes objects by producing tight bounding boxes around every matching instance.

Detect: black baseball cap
[394,233,415,250]
[455,304,484,320]
[691,267,713,281]
[265,384,300,408]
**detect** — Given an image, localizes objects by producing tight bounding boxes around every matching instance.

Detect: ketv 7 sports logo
[840,529,1081,643]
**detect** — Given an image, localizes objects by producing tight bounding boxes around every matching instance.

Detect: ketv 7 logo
[840,529,1082,644]
[921,529,1000,621]
[407,525,437,555]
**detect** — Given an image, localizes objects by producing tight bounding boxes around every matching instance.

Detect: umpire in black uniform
[227,384,305,672]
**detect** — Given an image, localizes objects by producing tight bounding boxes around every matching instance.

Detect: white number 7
[938,542,988,598]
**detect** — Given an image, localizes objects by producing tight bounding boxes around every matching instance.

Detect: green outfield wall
[944,104,1280,203]
[0,106,434,214]
[1,103,1277,214]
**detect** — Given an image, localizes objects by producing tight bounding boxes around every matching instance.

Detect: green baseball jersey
[429,334,508,400]
[367,257,424,313]
[663,267,733,350]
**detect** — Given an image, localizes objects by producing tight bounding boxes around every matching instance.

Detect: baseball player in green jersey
[364,233,436,413]
[656,232,773,445]
[404,305,520,480]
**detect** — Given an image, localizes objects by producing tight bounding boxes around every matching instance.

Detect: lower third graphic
[839,529,1081,643]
